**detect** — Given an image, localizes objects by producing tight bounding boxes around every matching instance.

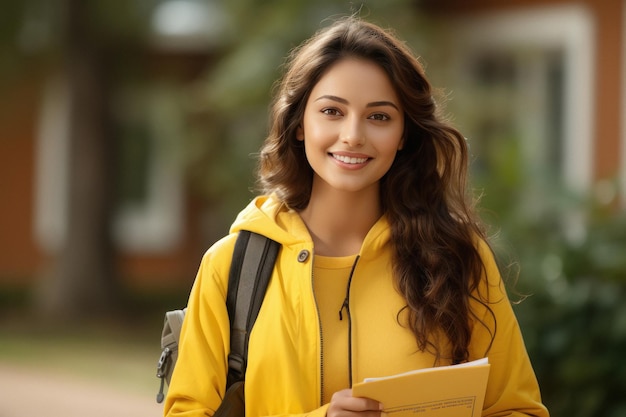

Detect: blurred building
[423,0,625,210]
[1,0,624,291]
[0,0,228,291]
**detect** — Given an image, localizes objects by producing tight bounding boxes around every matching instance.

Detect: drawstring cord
[338,255,359,320]
[338,255,360,387]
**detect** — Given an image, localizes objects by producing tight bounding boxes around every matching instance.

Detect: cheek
[303,120,336,146]
[371,127,404,154]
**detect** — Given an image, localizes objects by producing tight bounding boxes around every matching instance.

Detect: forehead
[310,58,400,104]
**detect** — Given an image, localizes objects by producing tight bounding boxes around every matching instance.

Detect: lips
[331,153,369,164]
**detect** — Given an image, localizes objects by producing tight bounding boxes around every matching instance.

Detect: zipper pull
[156,347,172,403]
[157,377,166,403]
[156,347,171,378]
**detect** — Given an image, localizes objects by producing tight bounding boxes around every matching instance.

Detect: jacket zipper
[310,256,326,406]
[338,255,360,388]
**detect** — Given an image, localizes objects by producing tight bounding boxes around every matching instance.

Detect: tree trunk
[35,0,117,319]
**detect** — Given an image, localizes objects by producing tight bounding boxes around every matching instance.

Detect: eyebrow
[314,95,400,111]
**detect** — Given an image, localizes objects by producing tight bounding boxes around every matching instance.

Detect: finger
[334,390,383,412]
[347,395,383,412]
[327,403,382,417]
[328,390,382,417]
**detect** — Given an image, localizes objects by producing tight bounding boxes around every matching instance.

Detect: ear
[398,133,405,150]
[296,125,304,141]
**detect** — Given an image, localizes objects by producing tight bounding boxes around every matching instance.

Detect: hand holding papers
[352,358,490,417]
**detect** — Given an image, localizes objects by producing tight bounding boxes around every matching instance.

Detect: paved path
[0,363,163,417]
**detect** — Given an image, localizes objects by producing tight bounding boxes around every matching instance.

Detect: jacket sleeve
[472,240,550,417]
[163,237,332,417]
[163,236,233,417]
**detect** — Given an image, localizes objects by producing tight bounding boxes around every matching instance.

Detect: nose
[340,116,365,147]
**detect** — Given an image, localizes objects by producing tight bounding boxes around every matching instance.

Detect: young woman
[164,16,549,417]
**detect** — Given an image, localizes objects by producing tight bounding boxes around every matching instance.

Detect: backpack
[156,230,280,403]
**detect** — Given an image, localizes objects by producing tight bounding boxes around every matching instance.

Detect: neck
[299,185,382,257]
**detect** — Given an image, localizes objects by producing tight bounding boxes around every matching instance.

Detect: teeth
[333,154,368,164]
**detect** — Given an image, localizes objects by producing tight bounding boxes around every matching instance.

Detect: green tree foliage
[517,209,626,417]
[473,139,626,416]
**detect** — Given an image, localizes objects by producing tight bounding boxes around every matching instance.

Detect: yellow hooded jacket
[164,196,549,417]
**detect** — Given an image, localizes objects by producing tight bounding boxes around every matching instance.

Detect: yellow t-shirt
[312,254,357,404]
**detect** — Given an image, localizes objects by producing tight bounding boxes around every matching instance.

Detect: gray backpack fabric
[156,231,280,403]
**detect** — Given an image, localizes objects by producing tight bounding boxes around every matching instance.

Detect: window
[34,76,185,254]
[445,5,595,197]
[111,82,185,253]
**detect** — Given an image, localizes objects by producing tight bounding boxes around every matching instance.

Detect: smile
[331,154,369,164]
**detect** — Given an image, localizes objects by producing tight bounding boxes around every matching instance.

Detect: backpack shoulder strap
[225,230,280,387]
[156,230,279,403]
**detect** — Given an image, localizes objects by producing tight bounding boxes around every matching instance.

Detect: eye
[368,113,390,121]
[321,108,342,117]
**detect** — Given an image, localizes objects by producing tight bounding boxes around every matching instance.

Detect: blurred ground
[0,362,163,417]
[0,316,166,417]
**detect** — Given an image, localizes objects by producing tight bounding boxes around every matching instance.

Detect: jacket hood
[229,195,391,259]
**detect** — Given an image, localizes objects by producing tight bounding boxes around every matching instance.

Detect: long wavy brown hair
[257,16,494,364]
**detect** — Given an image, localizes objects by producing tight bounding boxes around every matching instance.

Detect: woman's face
[297,58,404,197]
